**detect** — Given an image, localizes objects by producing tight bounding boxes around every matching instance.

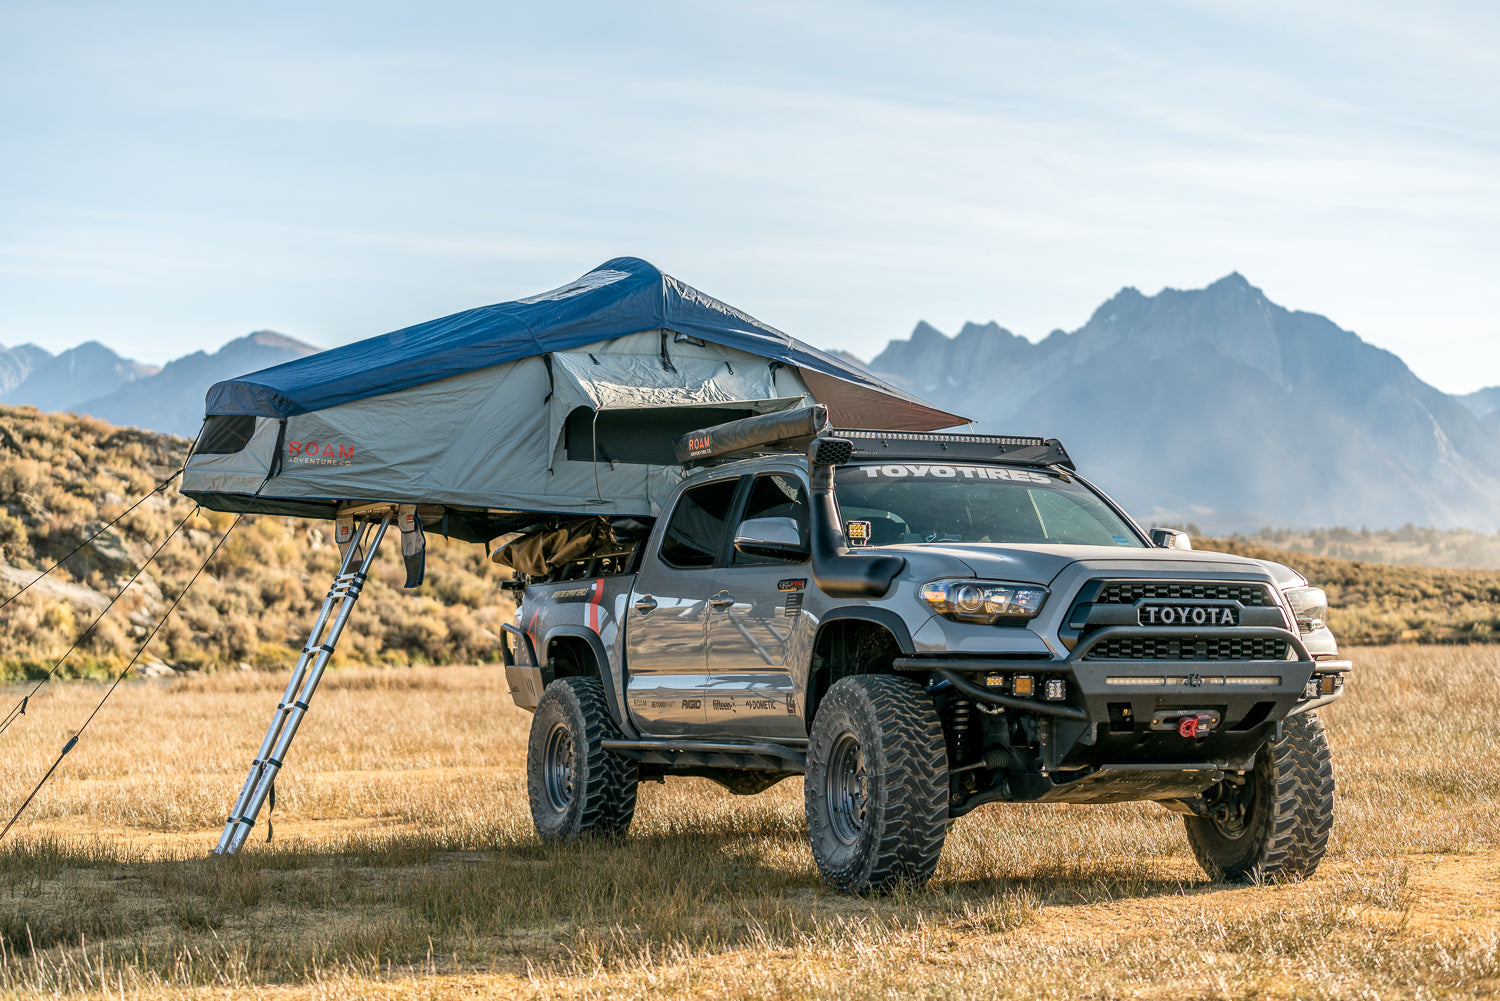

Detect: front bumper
[896,626,1343,780]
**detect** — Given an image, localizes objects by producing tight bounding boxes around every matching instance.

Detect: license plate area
[1137,602,1240,627]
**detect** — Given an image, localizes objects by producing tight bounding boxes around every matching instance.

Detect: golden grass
[0,648,1491,998]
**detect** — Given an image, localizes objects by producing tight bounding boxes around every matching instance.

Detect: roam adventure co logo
[287,440,354,466]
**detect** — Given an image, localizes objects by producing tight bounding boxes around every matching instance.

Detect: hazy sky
[3,1,1497,392]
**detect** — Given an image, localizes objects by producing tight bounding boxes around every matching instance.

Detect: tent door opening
[213,515,391,855]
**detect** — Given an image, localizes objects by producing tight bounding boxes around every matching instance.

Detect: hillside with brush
[1202,537,1500,645]
[0,405,514,680]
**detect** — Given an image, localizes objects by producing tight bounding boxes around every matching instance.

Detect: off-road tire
[1185,711,1335,883]
[527,677,637,843]
[805,675,949,894]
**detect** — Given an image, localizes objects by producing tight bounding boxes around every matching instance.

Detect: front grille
[1084,636,1289,661]
[1094,581,1274,607]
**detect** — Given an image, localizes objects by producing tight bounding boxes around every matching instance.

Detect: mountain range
[0,332,317,438]
[3,278,1497,532]
[866,274,1500,532]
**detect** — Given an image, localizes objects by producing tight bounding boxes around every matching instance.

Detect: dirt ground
[0,646,1492,998]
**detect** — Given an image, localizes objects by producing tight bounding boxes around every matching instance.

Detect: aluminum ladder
[213,515,390,854]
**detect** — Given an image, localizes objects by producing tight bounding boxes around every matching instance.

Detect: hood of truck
[886,543,1273,586]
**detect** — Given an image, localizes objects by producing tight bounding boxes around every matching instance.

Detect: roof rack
[674,406,1074,471]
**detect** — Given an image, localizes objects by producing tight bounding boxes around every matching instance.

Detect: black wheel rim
[543,721,575,813]
[825,731,868,844]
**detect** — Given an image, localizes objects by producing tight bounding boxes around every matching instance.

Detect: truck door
[704,471,812,739]
[623,475,742,736]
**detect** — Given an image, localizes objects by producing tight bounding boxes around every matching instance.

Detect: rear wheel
[805,675,949,893]
[527,677,637,842]
[1185,712,1335,882]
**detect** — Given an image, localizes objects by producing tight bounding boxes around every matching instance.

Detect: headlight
[1283,586,1328,632]
[920,580,1048,623]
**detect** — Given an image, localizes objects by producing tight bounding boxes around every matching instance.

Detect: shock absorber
[949,697,974,766]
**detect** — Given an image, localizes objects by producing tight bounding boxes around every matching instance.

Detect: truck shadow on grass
[0,828,1225,989]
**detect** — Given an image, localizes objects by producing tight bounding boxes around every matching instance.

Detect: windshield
[833,462,1145,548]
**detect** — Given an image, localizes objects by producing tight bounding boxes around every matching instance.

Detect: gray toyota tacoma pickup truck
[498,407,1347,893]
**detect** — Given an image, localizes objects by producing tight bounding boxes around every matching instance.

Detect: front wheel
[1185,712,1335,882]
[805,675,949,893]
[527,677,638,842]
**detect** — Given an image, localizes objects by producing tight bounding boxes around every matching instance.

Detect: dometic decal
[287,440,354,466]
[859,464,1051,484]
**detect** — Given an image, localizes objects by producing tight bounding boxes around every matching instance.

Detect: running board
[212,515,391,855]
[602,738,806,771]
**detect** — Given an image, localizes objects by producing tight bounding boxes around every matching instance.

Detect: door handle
[633,595,658,613]
[709,593,735,609]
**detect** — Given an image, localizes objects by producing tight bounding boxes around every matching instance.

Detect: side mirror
[1149,527,1193,551]
[734,517,810,560]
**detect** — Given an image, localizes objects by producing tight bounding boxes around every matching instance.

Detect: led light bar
[833,429,1075,470]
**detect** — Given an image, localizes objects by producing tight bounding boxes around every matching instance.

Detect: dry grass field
[0,647,1491,999]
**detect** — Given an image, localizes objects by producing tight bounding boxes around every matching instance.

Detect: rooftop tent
[181,257,966,542]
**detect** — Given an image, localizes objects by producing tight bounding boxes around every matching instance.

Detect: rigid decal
[860,464,1051,484]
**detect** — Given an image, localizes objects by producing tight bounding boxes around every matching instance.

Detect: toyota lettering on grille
[1137,603,1239,626]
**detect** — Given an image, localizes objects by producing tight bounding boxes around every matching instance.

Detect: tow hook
[1149,709,1222,737]
[1178,712,1219,739]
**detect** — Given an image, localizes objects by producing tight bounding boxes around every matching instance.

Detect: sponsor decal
[846,520,872,546]
[685,434,713,456]
[777,579,807,592]
[711,698,736,712]
[745,698,776,711]
[681,698,702,710]
[287,440,354,466]
[1139,604,1240,626]
[783,592,804,617]
[550,586,593,600]
[859,464,1051,484]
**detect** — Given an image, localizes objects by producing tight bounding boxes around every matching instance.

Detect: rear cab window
[658,477,741,569]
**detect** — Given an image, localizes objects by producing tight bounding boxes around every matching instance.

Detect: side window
[732,473,810,566]
[658,478,741,569]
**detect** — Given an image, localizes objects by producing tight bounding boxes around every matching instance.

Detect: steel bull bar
[896,626,1332,722]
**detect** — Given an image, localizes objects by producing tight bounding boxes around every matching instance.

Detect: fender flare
[543,625,636,738]
[815,607,916,655]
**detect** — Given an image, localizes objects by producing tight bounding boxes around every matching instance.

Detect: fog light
[1303,678,1319,700]
[1044,678,1066,701]
[1319,674,1338,695]
[985,673,1005,688]
[1011,674,1034,697]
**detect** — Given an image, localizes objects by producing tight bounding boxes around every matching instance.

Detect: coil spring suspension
[949,697,974,766]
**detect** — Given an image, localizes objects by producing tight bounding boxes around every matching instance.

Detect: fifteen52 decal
[287,440,354,466]
[859,464,1051,484]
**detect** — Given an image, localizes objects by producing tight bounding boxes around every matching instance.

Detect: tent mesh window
[196,415,257,455]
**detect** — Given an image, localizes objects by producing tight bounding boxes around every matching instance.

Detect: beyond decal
[859,464,1051,484]
[287,440,354,466]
